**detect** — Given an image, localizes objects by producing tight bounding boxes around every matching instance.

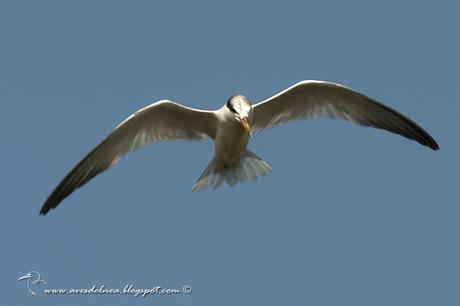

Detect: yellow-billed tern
[40,80,439,215]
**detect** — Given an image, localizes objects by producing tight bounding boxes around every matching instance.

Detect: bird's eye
[227,101,237,114]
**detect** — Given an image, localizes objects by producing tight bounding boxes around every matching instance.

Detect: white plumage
[40,80,438,215]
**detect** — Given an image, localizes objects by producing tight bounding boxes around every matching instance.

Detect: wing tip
[418,130,439,151]
[39,196,60,216]
[39,203,52,216]
[428,140,440,151]
[39,208,48,216]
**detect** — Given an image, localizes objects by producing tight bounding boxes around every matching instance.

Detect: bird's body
[40,80,439,215]
[215,117,249,170]
[214,97,252,170]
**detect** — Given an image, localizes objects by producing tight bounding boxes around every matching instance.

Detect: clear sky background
[1,1,458,305]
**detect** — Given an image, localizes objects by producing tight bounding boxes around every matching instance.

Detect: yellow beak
[240,117,251,133]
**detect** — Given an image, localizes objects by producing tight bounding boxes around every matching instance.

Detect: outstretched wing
[40,100,217,215]
[252,80,439,150]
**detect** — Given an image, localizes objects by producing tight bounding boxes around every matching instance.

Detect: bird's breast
[214,121,250,168]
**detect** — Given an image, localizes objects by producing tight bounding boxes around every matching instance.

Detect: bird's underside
[40,80,439,215]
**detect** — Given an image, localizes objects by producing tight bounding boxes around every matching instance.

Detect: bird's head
[226,95,253,134]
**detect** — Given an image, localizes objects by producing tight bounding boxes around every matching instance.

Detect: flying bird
[40,80,439,215]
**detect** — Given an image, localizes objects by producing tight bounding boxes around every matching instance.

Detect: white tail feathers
[191,150,273,192]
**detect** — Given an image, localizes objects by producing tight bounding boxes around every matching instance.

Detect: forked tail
[191,150,273,192]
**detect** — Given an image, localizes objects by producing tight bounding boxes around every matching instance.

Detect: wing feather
[40,100,217,215]
[252,80,439,150]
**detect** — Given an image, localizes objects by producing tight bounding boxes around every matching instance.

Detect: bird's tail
[191,150,273,192]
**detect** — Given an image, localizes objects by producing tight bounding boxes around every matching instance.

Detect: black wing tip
[419,131,439,151]
[39,197,60,216]
[39,203,52,216]
[417,136,439,151]
[429,141,440,151]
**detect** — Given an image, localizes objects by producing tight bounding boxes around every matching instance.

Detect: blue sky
[1,0,458,305]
